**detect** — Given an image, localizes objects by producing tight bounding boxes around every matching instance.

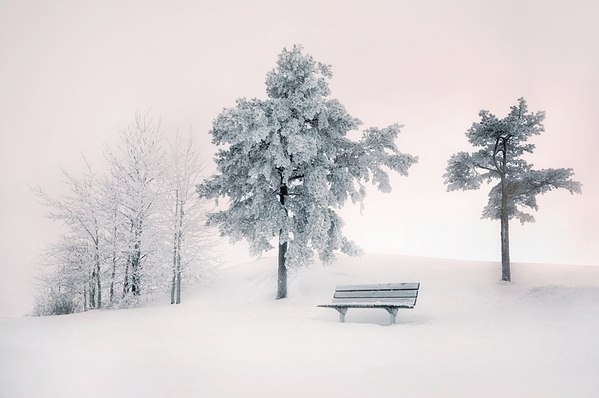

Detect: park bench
[318,283,420,325]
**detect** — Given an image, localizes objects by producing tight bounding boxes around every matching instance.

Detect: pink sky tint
[1,0,598,316]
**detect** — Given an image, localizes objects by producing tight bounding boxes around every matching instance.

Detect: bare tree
[34,113,220,313]
[161,131,219,304]
[106,113,164,301]
[35,159,104,309]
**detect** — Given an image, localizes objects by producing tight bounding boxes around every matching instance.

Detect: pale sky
[1,0,598,316]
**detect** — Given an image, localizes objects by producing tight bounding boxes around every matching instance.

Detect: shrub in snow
[33,290,78,316]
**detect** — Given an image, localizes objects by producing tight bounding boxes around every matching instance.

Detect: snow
[1,254,598,397]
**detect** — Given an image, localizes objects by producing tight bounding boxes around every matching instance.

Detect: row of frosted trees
[34,115,218,315]
[35,45,582,312]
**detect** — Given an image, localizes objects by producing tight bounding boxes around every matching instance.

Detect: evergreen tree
[199,45,417,299]
[444,98,581,281]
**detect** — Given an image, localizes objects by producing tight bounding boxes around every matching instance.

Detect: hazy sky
[1,0,598,316]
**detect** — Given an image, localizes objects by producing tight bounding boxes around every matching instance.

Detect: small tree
[444,98,581,281]
[100,178,126,305]
[199,45,417,299]
[160,131,218,304]
[34,235,90,314]
[35,160,104,309]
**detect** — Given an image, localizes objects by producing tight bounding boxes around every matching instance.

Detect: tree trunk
[96,263,101,309]
[171,192,183,305]
[276,183,288,300]
[131,220,142,297]
[109,210,117,304]
[500,192,511,282]
[171,196,178,305]
[109,250,116,303]
[176,199,183,304]
[175,267,181,304]
[123,259,130,298]
[83,285,88,312]
[95,241,101,309]
[175,230,182,304]
[500,139,511,282]
[89,271,96,309]
[131,249,140,296]
[277,239,288,299]
[170,271,176,305]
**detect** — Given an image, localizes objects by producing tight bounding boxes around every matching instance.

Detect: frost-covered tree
[35,160,104,309]
[160,131,219,304]
[444,98,581,281]
[99,177,127,305]
[199,45,417,299]
[35,113,219,313]
[37,234,93,312]
[106,113,164,300]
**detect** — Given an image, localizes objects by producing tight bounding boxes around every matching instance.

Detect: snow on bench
[318,283,420,325]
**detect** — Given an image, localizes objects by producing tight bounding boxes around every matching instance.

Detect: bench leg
[335,308,348,323]
[385,308,398,325]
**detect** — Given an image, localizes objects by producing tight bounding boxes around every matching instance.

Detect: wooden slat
[331,297,417,306]
[319,303,415,309]
[335,283,419,292]
[334,290,418,299]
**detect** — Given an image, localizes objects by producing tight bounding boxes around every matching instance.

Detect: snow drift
[1,254,598,397]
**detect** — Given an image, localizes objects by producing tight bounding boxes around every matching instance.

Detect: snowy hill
[1,254,598,398]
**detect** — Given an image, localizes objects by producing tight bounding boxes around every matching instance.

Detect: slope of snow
[1,254,598,397]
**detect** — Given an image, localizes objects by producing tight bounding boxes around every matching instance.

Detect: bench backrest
[332,283,420,307]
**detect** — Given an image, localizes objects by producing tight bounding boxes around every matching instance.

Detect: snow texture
[2,254,598,397]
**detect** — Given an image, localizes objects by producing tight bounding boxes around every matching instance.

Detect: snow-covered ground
[1,254,598,397]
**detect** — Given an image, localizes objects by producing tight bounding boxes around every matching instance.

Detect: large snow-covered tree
[444,98,581,282]
[199,45,417,299]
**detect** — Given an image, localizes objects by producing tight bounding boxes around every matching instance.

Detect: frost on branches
[444,98,581,282]
[34,115,218,314]
[198,45,417,299]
